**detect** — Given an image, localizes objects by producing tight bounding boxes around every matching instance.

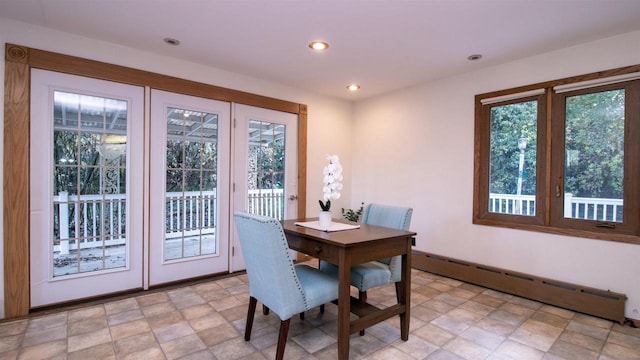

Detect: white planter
[318,211,332,229]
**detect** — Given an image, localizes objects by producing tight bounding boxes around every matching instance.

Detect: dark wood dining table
[281,218,416,359]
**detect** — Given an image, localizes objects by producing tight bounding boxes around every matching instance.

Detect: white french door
[149,90,231,285]
[30,69,145,306]
[230,104,298,272]
[28,72,298,305]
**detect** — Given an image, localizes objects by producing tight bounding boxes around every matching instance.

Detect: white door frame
[148,89,231,285]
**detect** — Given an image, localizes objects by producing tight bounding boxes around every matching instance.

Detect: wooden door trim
[3,43,308,318]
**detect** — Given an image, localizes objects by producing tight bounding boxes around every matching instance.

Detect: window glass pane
[564,89,624,222]
[489,101,537,216]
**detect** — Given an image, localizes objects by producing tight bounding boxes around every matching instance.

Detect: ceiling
[1,0,640,101]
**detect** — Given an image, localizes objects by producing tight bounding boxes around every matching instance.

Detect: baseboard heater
[412,250,626,324]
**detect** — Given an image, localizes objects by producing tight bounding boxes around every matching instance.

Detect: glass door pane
[52,91,129,276]
[164,107,219,260]
[247,120,286,220]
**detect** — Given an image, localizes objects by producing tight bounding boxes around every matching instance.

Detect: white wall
[351,31,640,320]
[2,16,639,321]
[0,18,353,319]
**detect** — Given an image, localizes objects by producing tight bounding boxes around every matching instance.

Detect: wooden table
[281,219,416,359]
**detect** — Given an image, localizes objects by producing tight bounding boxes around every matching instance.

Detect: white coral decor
[319,154,343,211]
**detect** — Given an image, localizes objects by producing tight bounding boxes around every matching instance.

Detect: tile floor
[1,266,639,359]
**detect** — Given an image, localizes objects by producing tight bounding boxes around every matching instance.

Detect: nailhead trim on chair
[236,213,309,310]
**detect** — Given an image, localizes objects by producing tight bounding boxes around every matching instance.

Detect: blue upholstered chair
[233,212,339,360]
[319,203,412,333]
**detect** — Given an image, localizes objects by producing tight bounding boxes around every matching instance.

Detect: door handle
[289,195,298,201]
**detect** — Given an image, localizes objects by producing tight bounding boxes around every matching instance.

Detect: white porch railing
[489,194,536,216]
[54,189,285,254]
[247,189,285,220]
[563,193,623,222]
[53,192,127,254]
[489,193,623,221]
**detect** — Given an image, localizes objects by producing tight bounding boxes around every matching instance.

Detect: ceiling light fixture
[467,54,482,61]
[164,37,180,46]
[346,84,361,92]
[309,41,329,51]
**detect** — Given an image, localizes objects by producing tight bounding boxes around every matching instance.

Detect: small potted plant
[342,202,364,222]
[318,154,343,229]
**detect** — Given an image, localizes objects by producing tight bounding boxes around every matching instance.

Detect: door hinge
[232,246,235,256]
[233,118,236,128]
[233,183,236,192]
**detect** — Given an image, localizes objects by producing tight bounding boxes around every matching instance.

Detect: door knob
[289,195,298,201]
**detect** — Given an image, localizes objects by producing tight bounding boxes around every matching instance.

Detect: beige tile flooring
[1,267,639,360]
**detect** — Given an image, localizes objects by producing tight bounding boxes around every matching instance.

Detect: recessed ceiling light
[164,37,180,46]
[309,41,329,51]
[346,84,361,91]
[467,54,482,61]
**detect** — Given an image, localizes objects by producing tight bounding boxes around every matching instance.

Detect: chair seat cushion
[319,261,392,292]
[295,264,339,311]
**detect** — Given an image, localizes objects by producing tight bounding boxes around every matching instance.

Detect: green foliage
[488,89,625,199]
[319,200,331,211]
[248,138,285,191]
[53,130,103,195]
[564,89,624,198]
[341,202,364,222]
[489,100,537,195]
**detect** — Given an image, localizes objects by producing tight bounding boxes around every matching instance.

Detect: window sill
[472,218,640,245]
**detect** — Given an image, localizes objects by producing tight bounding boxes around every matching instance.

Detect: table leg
[337,249,351,359]
[399,247,411,340]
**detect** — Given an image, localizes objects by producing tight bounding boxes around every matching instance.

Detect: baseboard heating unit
[412,250,627,324]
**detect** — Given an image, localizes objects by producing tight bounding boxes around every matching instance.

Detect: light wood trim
[473,64,640,244]
[473,91,547,227]
[3,43,308,318]
[26,45,300,114]
[549,81,640,236]
[3,44,31,318]
[475,64,640,100]
[297,105,308,219]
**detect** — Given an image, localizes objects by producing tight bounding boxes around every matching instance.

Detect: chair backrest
[233,212,306,320]
[361,203,413,230]
[361,204,413,274]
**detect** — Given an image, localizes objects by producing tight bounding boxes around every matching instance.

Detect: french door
[29,72,298,306]
[30,69,145,306]
[230,104,298,272]
[148,90,231,285]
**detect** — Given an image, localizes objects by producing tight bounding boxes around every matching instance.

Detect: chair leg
[245,297,257,341]
[358,291,368,336]
[275,318,291,360]
[262,304,270,315]
[395,281,401,303]
[359,291,368,303]
[320,304,325,313]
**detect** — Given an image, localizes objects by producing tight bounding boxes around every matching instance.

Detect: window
[474,90,547,226]
[474,66,640,243]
